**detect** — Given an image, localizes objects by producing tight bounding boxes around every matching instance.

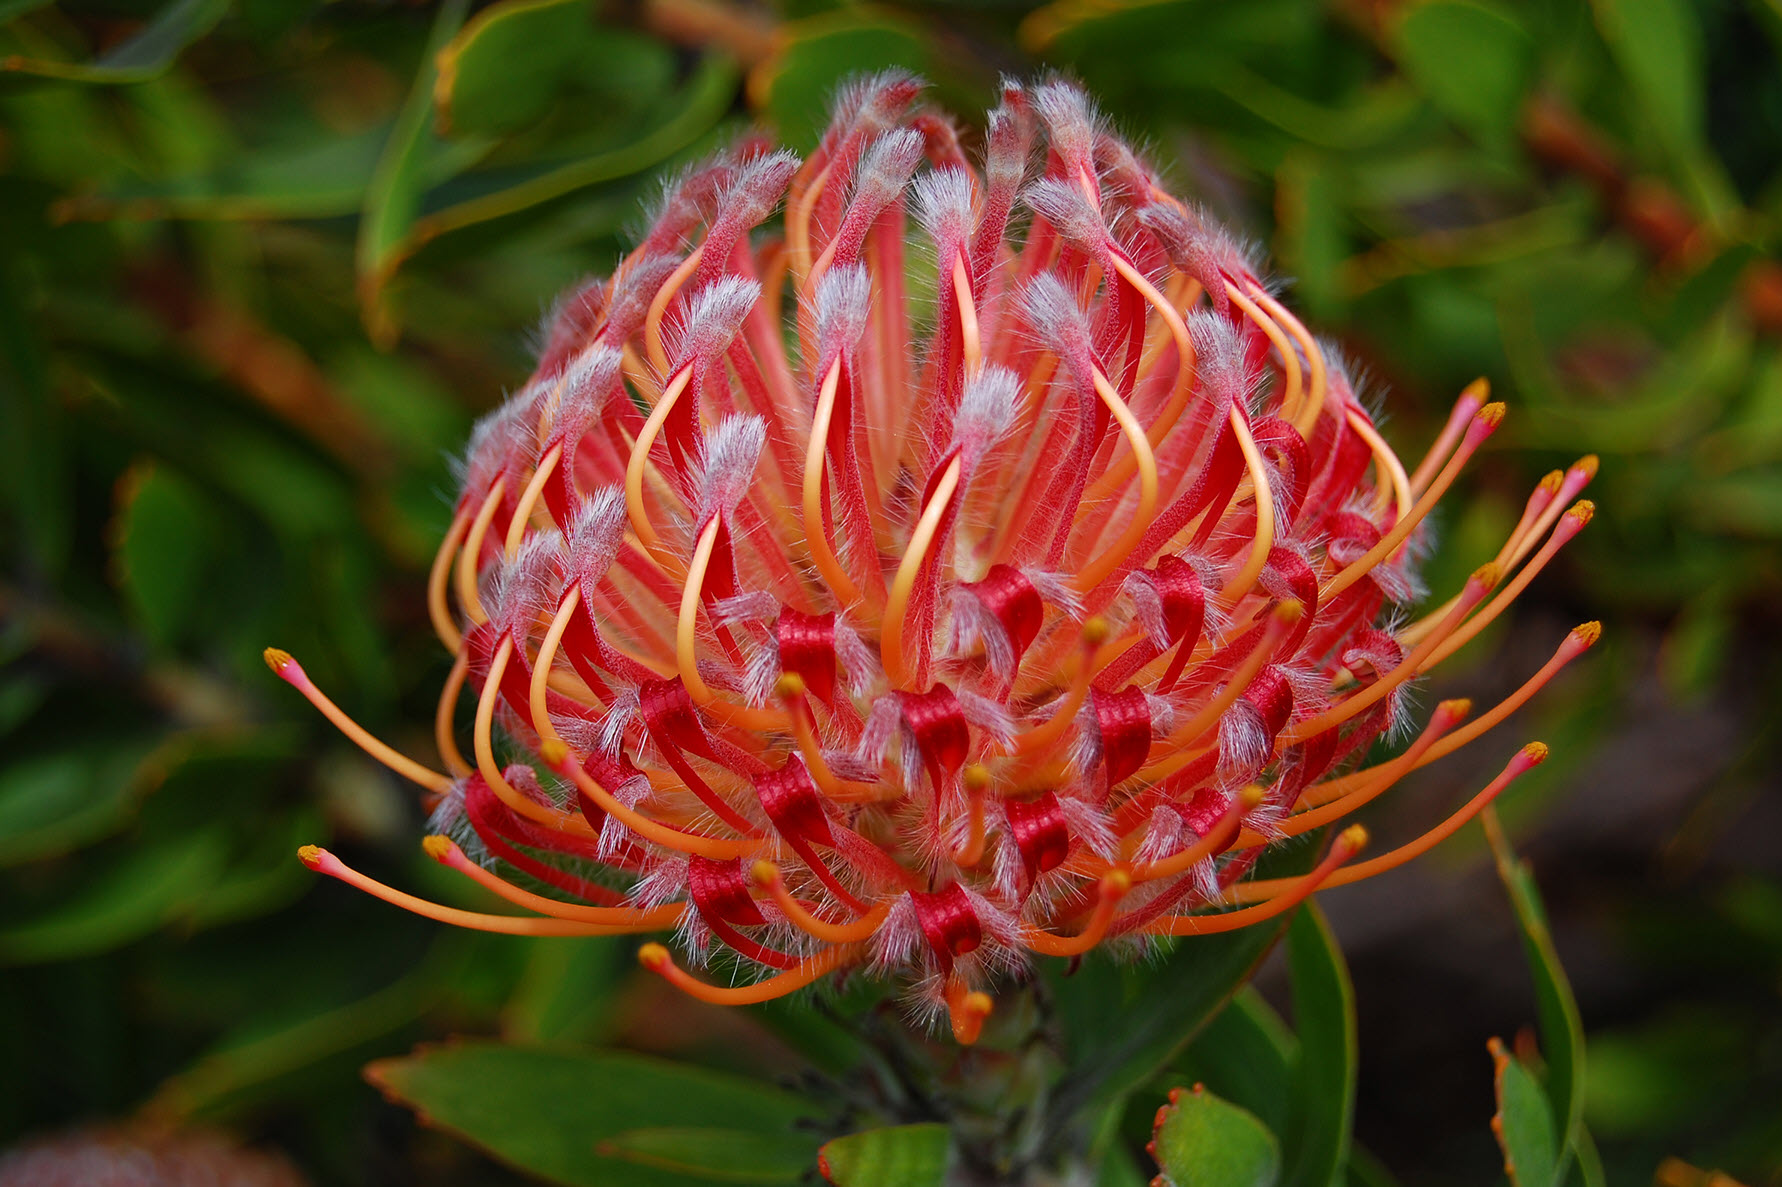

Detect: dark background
[1,0,1778,1183]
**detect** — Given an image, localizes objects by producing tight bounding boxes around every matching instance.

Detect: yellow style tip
[1571,621,1603,648]
[1469,562,1503,591]
[1566,499,1595,526]
[263,647,293,674]
[1338,824,1369,852]
[637,942,671,971]
[774,671,807,700]
[1521,741,1551,765]
[1101,867,1133,896]
[961,763,992,793]
[1475,402,1507,429]
[1238,784,1266,809]
[749,859,781,887]
[1079,616,1112,647]
[1462,377,1491,401]
[297,844,326,868]
[1437,697,1474,721]
[421,835,454,861]
[538,738,569,766]
[1572,454,1600,479]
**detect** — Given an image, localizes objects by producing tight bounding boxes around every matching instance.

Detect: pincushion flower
[272,75,1599,1044]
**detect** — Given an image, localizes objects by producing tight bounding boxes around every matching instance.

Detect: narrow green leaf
[1152,1085,1281,1187]
[1177,988,1297,1138]
[365,1043,820,1187]
[433,0,593,138]
[764,17,928,150]
[818,1123,951,1187]
[357,0,473,345]
[598,1127,815,1183]
[111,461,218,647]
[1,0,228,82]
[0,743,157,866]
[1047,922,1290,1126]
[1484,809,1585,1182]
[1392,0,1534,144]
[1589,0,1703,157]
[58,126,390,222]
[0,829,227,964]
[407,54,737,246]
[1488,1038,1558,1187]
[1283,902,1357,1187]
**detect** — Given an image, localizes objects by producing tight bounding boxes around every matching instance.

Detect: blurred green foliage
[1,0,1778,1184]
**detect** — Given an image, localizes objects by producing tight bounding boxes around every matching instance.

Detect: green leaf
[764,16,928,150]
[1047,922,1291,1127]
[1283,902,1357,1187]
[1392,1,1534,144]
[1,0,229,83]
[1589,0,1703,157]
[365,1042,821,1186]
[1488,1038,1558,1187]
[406,54,736,246]
[58,126,390,222]
[357,0,474,345]
[0,743,157,866]
[111,461,218,647]
[0,829,227,964]
[595,1127,816,1183]
[818,1123,951,1187]
[1484,809,1585,1183]
[1152,1085,1281,1187]
[433,0,594,139]
[1177,988,1297,1138]
[0,252,66,579]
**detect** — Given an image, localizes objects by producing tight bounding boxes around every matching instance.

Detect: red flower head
[274,75,1599,1044]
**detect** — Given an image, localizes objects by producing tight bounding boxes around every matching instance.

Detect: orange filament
[643,248,702,375]
[428,505,472,652]
[882,454,963,687]
[455,479,506,627]
[1409,379,1489,495]
[1226,281,1302,424]
[424,835,682,927]
[1322,402,1505,603]
[1284,563,1497,744]
[802,359,866,612]
[473,636,596,837]
[435,646,473,777]
[1128,785,1265,883]
[1010,617,1112,757]
[624,363,696,563]
[1139,603,1300,780]
[750,861,888,943]
[954,254,982,374]
[1232,744,1547,903]
[530,589,581,746]
[1253,698,1471,845]
[945,976,994,1045]
[1071,368,1161,593]
[551,741,767,860]
[1423,502,1594,670]
[638,940,862,1005]
[299,845,630,936]
[1246,283,1328,437]
[1147,825,1367,935]
[1342,406,1415,525]
[503,442,562,559]
[954,763,992,865]
[1025,868,1132,956]
[1083,254,1195,504]
[265,649,451,794]
[1301,625,1596,810]
[776,674,879,801]
[1219,406,1278,602]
